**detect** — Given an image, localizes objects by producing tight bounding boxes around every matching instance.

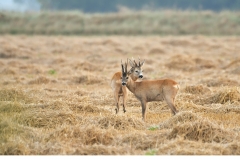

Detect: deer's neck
[126,77,136,94]
[130,74,138,81]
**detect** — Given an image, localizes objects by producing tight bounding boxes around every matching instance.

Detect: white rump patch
[173,84,179,89]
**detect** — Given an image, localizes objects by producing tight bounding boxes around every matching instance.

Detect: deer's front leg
[140,100,147,121]
[122,86,128,113]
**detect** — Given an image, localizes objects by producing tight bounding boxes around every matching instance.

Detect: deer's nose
[139,75,143,78]
[122,82,126,86]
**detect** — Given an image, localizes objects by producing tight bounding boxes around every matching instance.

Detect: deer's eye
[135,70,138,73]
[126,77,129,79]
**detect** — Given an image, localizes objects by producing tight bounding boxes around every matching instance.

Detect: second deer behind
[111,58,145,114]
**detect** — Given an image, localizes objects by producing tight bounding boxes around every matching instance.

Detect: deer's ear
[128,59,135,68]
[140,59,145,67]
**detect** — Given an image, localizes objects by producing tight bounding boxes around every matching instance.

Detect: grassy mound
[47,125,116,146]
[184,85,210,95]
[168,120,235,143]
[202,77,239,87]
[72,75,105,85]
[204,88,240,104]
[165,54,216,71]
[0,89,33,103]
[98,115,145,130]
[159,111,199,129]
[18,110,78,128]
[70,104,102,113]
[72,145,137,155]
[28,76,56,84]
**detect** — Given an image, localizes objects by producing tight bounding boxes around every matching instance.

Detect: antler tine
[125,61,128,73]
[133,59,137,67]
[138,57,141,66]
[121,59,124,73]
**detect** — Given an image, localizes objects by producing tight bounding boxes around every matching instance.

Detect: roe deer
[121,61,179,121]
[111,58,145,114]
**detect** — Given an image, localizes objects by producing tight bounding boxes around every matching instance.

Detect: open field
[1,10,240,35]
[0,35,240,155]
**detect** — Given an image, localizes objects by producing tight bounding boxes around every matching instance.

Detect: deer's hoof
[172,110,179,116]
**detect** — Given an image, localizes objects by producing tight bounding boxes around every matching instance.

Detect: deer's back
[111,71,122,90]
[133,79,178,100]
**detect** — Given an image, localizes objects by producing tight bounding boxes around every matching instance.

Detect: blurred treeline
[1,10,240,35]
[1,0,240,35]
[37,0,240,12]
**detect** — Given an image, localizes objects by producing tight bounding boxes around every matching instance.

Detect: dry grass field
[0,35,240,155]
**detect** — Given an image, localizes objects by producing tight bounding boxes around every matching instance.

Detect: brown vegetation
[0,35,240,155]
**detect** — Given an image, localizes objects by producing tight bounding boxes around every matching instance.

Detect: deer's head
[128,57,145,79]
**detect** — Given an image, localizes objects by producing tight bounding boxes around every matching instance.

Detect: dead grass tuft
[48,126,116,146]
[81,126,116,145]
[98,115,145,130]
[19,110,78,128]
[230,67,240,74]
[72,75,104,85]
[184,85,211,95]
[1,67,16,75]
[0,60,4,67]
[159,111,199,129]
[165,54,216,71]
[28,76,52,84]
[222,59,240,70]
[70,104,101,113]
[0,119,36,155]
[202,77,239,87]
[156,138,223,155]
[0,89,32,103]
[168,120,235,143]
[204,88,240,104]
[85,53,105,63]
[215,105,240,113]
[165,54,195,71]
[120,131,167,150]
[0,102,25,113]
[148,47,165,55]
[75,62,102,71]
[0,50,16,59]
[73,145,136,155]
[0,143,27,155]
[223,143,240,155]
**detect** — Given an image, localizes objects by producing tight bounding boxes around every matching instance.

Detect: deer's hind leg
[163,87,179,115]
[165,96,178,115]
[114,90,120,114]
